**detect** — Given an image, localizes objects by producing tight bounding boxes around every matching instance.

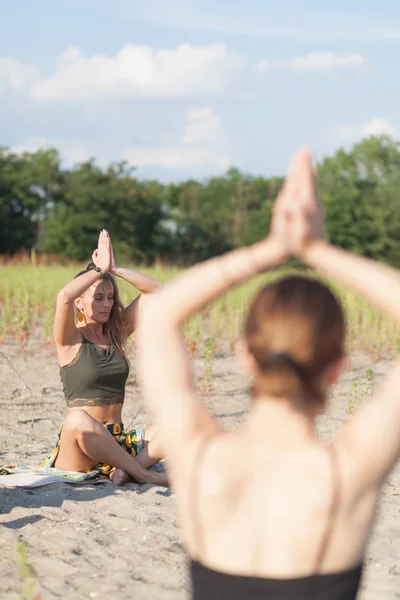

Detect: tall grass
[1,264,399,357]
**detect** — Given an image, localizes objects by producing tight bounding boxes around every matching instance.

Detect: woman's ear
[74,297,83,311]
[235,338,258,377]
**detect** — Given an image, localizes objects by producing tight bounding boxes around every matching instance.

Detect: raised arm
[54,231,111,347]
[306,242,400,487]
[106,235,163,336]
[137,233,288,477]
[112,267,162,336]
[282,148,400,489]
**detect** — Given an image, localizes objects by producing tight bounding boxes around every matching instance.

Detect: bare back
[178,429,378,578]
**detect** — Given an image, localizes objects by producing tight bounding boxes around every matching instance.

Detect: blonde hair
[244,276,345,406]
[75,263,128,357]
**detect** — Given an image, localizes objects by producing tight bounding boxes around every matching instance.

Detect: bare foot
[110,468,133,486]
[110,467,169,487]
[154,470,169,487]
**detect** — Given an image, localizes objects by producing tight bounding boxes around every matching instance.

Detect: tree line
[1,135,400,266]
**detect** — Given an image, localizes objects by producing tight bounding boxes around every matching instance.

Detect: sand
[0,337,399,599]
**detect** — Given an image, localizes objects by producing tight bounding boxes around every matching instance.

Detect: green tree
[0,148,60,254]
[319,136,400,265]
[3,135,400,267]
[43,161,164,263]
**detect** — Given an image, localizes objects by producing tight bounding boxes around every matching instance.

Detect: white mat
[0,473,108,488]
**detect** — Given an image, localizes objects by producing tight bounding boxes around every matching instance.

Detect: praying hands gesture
[91,229,112,274]
[269,147,325,263]
[91,229,163,336]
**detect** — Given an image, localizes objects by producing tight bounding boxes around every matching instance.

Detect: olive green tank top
[60,337,129,408]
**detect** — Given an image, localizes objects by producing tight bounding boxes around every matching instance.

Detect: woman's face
[76,279,115,324]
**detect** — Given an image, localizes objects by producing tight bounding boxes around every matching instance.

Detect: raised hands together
[92,229,113,274]
[270,147,325,262]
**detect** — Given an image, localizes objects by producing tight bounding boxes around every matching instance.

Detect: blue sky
[1,0,399,181]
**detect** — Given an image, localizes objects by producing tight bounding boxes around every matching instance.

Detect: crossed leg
[110,425,167,486]
[54,409,168,486]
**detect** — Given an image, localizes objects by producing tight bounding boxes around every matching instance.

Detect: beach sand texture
[1,340,399,599]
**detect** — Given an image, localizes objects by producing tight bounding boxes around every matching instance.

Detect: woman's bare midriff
[66,404,123,424]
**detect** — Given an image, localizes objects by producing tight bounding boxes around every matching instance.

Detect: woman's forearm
[112,267,162,294]
[58,270,102,303]
[303,241,400,324]
[144,237,285,326]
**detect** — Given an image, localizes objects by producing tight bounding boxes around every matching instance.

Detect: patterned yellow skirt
[42,422,146,479]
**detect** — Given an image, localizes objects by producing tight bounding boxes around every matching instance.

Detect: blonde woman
[45,230,167,486]
[138,149,400,598]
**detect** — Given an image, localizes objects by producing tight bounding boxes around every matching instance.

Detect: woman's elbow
[57,289,73,305]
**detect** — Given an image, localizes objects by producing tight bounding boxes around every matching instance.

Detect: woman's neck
[79,322,105,342]
[244,395,318,445]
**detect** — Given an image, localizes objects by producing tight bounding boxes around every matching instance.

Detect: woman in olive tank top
[137,148,400,598]
[49,229,167,486]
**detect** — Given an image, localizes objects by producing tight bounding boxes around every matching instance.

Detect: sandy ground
[0,337,399,600]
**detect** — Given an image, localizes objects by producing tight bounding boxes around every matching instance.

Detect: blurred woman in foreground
[138,148,400,598]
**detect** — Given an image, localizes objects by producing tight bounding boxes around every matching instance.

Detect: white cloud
[121,106,230,172]
[121,146,230,170]
[9,138,91,167]
[337,117,396,143]
[29,43,244,100]
[0,45,366,105]
[360,117,395,138]
[182,107,225,146]
[7,108,229,174]
[0,58,37,89]
[289,52,366,71]
[257,52,366,73]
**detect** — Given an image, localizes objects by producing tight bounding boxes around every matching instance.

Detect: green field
[1,263,399,359]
